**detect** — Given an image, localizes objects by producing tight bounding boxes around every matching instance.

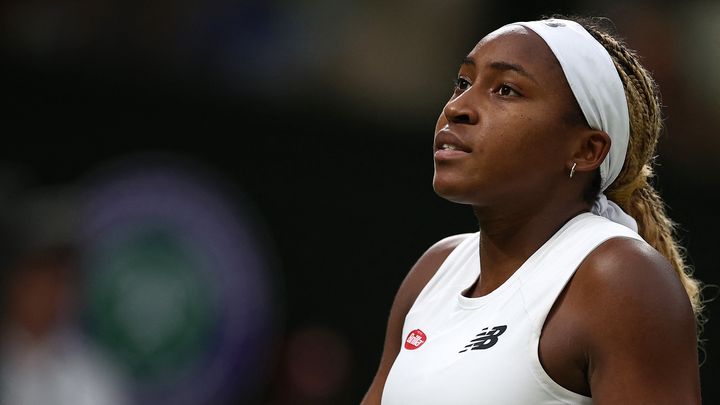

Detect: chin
[432,175,474,205]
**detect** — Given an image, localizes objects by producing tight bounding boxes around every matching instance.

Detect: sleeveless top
[381,213,643,405]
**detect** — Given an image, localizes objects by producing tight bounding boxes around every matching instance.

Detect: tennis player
[362,17,702,404]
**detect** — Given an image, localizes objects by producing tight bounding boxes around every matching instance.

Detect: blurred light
[680,1,720,112]
[79,154,280,404]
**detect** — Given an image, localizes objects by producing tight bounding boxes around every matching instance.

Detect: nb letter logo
[459,325,507,353]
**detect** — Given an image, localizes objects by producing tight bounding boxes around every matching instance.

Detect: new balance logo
[458,325,507,353]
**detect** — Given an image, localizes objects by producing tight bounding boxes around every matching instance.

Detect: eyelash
[495,84,520,97]
[452,77,471,91]
[452,78,521,97]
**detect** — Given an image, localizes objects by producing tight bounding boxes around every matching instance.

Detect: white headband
[512,19,630,192]
[506,19,638,231]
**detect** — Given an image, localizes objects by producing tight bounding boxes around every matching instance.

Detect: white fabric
[591,193,638,232]
[514,19,630,192]
[511,19,637,230]
[382,213,643,405]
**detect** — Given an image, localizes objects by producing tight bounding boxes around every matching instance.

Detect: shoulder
[416,233,474,271]
[572,236,694,333]
[394,233,474,313]
[574,236,691,319]
[359,233,475,404]
[568,237,699,403]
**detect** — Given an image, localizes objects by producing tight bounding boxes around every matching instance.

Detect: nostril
[451,114,472,124]
[443,98,477,125]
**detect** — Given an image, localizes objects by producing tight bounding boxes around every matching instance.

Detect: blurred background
[0,0,718,403]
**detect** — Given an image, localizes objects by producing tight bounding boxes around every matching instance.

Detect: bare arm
[360,234,471,405]
[576,238,700,404]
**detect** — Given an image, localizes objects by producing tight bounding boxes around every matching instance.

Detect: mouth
[434,130,471,159]
[439,143,460,151]
[434,143,471,161]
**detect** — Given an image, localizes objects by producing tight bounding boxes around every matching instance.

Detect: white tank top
[382,213,642,405]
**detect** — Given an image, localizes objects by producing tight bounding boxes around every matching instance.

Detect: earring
[569,162,577,179]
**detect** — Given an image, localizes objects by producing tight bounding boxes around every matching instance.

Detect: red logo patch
[404,329,427,350]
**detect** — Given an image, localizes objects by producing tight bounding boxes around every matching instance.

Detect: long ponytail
[574,17,704,320]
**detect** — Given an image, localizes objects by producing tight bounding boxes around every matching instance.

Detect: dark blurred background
[0,0,718,403]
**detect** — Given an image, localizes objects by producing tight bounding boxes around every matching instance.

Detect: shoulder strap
[411,233,479,309]
[517,213,642,330]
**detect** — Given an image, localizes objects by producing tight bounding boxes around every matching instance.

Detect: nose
[442,91,479,125]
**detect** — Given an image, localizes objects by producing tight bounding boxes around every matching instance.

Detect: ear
[567,129,611,173]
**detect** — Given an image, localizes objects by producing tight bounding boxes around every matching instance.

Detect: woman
[362,17,702,404]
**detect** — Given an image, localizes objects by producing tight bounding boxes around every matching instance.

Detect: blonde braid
[577,19,703,319]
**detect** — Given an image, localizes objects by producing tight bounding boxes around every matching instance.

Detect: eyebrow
[460,57,538,84]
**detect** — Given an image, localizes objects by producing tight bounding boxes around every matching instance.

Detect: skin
[362,25,700,404]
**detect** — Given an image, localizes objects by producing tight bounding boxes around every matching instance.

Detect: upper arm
[576,238,700,405]
[360,234,472,405]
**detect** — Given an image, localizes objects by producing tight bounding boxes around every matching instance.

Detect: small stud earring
[569,162,577,179]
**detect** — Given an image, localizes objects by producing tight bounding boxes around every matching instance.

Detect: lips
[434,130,471,152]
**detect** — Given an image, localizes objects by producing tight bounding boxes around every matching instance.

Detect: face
[433,25,583,206]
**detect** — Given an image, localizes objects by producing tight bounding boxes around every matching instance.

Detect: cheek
[500,113,566,160]
[475,114,567,186]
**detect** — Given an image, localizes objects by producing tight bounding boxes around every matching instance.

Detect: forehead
[466,25,563,79]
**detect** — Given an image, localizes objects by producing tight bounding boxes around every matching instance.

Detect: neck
[466,198,589,297]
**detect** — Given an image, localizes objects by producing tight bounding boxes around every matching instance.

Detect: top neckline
[456,212,594,310]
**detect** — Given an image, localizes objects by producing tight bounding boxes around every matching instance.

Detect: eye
[453,77,472,91]
[496,84,520,97]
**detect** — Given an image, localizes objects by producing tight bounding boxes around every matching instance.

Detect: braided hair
[566,16,703,322]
